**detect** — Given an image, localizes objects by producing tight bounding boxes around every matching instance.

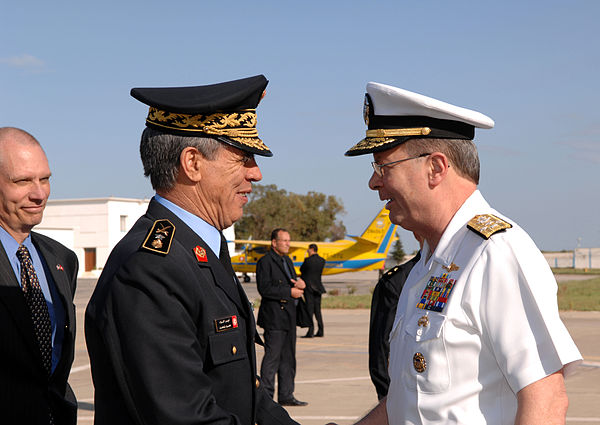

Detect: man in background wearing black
[300,243,325,338]
[256,228,308,406]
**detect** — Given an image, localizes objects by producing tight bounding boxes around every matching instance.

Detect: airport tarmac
[71,272,600,424]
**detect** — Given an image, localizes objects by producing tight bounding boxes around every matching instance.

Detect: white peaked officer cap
[345,82,494,156]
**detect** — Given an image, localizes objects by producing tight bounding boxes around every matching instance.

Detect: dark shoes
[279,397,308,406]
[301,333,313,338]
[315,330,324,337]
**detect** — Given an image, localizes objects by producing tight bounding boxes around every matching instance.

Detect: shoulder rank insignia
[467,214,512,239]
[141,219,175,255]
[383,265,400,278]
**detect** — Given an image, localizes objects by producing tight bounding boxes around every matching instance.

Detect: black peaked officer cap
[131,75,272,157]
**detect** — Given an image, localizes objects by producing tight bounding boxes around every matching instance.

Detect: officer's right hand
[291,287,304,298]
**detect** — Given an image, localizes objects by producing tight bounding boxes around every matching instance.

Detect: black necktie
[16,245,53,375]
[282,257,293,281]
[219,234,237,279]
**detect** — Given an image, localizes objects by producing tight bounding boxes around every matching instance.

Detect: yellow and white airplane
[231,207,397,280]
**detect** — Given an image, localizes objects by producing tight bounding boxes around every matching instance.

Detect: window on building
[120,215,127,232]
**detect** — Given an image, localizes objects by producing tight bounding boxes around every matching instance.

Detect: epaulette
[141,219,175,255]
[383,265,401,278]
[467,214,512,239]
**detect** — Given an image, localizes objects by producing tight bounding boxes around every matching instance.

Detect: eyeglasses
[371,153,431,177]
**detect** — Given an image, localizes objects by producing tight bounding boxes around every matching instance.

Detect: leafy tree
[235,184,346,241]
[390,236,406,264]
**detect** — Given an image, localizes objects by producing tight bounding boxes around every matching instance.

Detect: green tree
[391,236,406,264]
[235,184,346,241]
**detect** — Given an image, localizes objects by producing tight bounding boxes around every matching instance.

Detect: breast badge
[413,352,427,373]
[141,219,175,255]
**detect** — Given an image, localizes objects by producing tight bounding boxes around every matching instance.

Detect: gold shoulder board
[141,219,175,255]
[467,214,512,239]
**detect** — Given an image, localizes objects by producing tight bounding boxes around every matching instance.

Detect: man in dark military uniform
[85,75,297,425]
[368,243,420,400]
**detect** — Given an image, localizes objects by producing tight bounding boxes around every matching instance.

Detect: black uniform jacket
[85,200,296,425]
[299,254,325,295]
[0,232,78,425]
[256,250,297,331]
[368,252,420,399]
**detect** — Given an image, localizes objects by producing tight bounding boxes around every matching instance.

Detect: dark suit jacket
[368,252,420,399]
[0,232,78,425]
[85,199,296,425]
[256,250,297,331]
[299,254,325,295]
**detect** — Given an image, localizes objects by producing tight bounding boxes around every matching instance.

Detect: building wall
[36,198,150,277]
[35,197,236,277]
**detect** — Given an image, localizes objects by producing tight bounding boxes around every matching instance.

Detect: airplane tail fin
[352,207,397,254]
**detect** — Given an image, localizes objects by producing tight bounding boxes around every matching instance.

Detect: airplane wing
[234,239,270,245]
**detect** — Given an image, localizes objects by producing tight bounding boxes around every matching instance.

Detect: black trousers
[304,290,323,335]
[260,328,297,401]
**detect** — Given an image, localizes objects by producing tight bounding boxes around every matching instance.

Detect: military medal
[416,272,457,312]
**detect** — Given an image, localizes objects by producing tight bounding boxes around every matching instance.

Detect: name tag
[214,315,239,332]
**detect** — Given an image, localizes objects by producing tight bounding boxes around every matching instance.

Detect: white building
[35,197,236,277]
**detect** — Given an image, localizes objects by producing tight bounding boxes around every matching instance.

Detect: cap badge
[194,246,208,263]
[363,93,371,126]
[413,352,427,373]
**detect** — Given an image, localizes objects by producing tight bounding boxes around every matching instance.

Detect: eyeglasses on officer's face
[371,153,431,177]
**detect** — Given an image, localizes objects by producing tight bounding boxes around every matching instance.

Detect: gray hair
[403,138,480,184]
[139,127,222,191]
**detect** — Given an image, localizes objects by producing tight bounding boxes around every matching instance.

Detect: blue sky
[2,1,598,252]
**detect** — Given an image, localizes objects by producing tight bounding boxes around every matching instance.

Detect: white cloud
[0,54,46,71]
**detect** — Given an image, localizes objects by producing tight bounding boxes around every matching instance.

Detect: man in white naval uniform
[344,82,582,425]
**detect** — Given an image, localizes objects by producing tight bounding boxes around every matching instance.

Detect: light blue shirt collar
[154,194,221,257]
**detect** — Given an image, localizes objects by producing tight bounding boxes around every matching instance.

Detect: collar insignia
[194,246,208,263]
